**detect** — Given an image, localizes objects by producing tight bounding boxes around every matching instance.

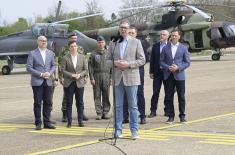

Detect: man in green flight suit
[58,32,88,122]
[88,36,112,120]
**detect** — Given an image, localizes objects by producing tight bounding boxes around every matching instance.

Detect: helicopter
[82,0,235,61]
[0,0,99,75]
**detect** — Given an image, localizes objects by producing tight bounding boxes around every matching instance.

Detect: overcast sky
[0,0,124,25]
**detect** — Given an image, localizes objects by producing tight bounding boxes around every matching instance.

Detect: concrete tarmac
[0,54,235,155]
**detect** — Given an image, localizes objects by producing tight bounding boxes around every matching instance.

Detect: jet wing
[0,51,29,56]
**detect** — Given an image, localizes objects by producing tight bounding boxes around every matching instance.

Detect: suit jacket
[149,42,164,78]
[26,48,56,86]
[160,43,190,81]
[61,53,88,88]
[108,36,146,86]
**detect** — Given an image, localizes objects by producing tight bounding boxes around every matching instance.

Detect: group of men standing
[26,21,190,139]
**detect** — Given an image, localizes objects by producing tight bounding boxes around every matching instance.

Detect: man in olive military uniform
[58,32,88,122]
[88,36,112,120]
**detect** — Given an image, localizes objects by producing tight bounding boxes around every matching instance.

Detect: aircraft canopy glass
[32,23,69,37]
[228,25,235,35]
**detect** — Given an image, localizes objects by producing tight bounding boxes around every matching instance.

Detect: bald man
[27,35,56,130]
[148,30,170,118]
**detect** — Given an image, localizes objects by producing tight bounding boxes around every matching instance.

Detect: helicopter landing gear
[1,57,14,75]
[211,49,222,61]
[2,65,11,75]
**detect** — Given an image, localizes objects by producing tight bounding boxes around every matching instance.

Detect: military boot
[62,110,67,122]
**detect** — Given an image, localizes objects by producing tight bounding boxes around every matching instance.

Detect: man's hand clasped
[42,72,51,80]
[72,74,81,80]
[114,60,130,70]
[169,64,179,73]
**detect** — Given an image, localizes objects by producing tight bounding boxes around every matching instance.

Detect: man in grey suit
[160,30,190,124]
[27,35,56,130]
[108,21,146,139]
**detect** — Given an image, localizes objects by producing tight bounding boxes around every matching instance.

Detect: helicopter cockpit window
[211,28,221,39]
[32,23,69,38]
[227,25,235,36]
[32,25,47,37]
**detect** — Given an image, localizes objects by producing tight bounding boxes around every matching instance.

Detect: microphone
[118,36,124,43]
[111,36,123,43]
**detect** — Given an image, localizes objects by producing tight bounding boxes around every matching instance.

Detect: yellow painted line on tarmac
[140,137,169,141]
[148,124,181,131]
[184,112,235,124]
[199,141,235,146]
[149,112,235,131]
[31,131,84,136]
[203,139,235,143]
[26,140,100,155]
[0,124,34,129]
[0,128,16,132]
[155,131,235,139]
[30,130,85,136]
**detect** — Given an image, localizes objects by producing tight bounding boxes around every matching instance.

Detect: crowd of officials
[26,21,190,139]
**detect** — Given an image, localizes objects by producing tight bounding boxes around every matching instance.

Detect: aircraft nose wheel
[211,53,221,61]
[2,65,11,75]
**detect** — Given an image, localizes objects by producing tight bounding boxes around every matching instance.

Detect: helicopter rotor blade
[183,4,211,20]
[198,7,235,22]
[53,12,104,24]
[190,4,235,9]
[117,5,154,12]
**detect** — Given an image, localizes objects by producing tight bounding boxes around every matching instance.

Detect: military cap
[96,35,105,41]
[68,32,77,38]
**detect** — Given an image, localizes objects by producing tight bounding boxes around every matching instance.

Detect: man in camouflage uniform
[88,36,112,120]
[58,32,88,122]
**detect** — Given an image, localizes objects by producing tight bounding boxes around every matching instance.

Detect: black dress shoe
[148,112,156,118]
[83,114,88,121]
[122,118,129,124]
[35,125,42,130]
[102,114,110,120]
[78,122,84,127]
[180,117,187,123]
[165,117,174,124]
[140,118,146,124]
[44,124,56,129]
[67,123,71,128]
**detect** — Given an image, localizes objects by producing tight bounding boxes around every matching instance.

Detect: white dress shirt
[160,41,167,53]
[171,42,179,59]
[71,54,77,69]
[39,48,46,64]
[119,37,129,59]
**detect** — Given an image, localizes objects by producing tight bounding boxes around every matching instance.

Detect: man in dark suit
[160,30,190,124]
[26,35,56,130]
[148,30,170,118]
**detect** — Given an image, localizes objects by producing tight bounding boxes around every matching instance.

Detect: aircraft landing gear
[211,49,222,61]
[1,57,14,75]
[2,65,11,75]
